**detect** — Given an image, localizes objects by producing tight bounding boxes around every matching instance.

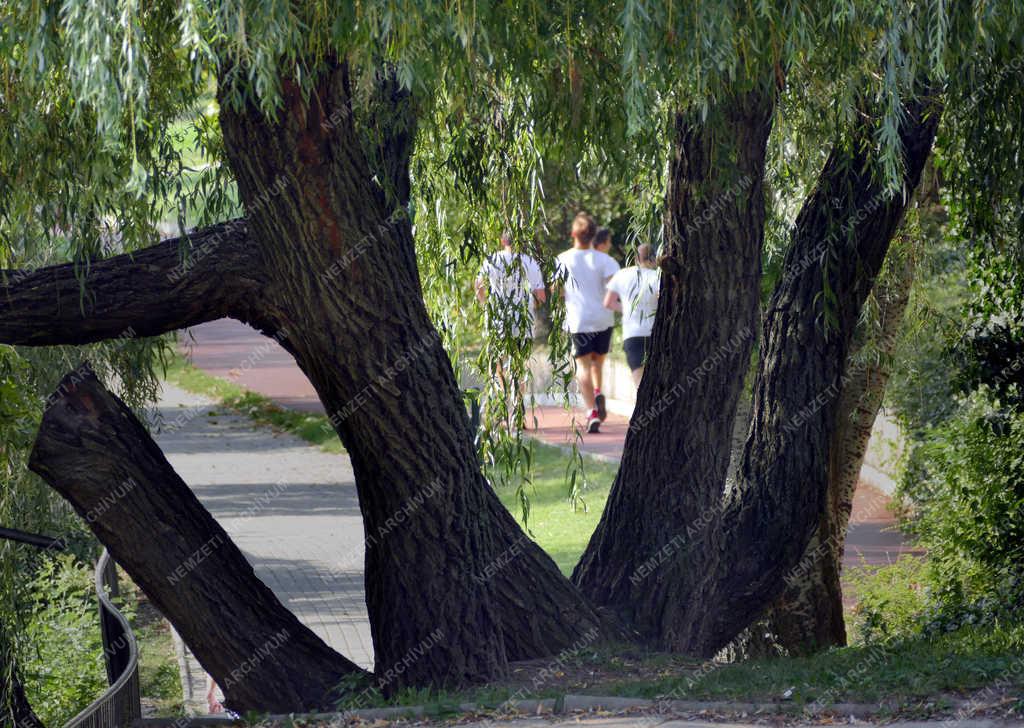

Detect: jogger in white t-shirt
[476,232,547,397]
[555,213,620,433]
[605,243,660,387]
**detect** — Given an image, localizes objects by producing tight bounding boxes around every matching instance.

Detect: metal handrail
[63,549,142,728]
[0,525,66,551]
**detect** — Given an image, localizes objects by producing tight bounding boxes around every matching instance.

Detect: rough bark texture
[754,162,937,655]
[0,222,263,345]
[28,366,365,713]
[215,59,609,688]
[687,97,941,656]
[0,58,612,698]
[573,87,776,646]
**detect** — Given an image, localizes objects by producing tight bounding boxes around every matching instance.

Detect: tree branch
[0,220,265,346]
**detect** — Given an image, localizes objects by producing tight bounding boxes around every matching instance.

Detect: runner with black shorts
[604,243,660,387]
[556,213,620,433]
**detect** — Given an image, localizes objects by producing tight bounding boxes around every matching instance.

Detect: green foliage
[904,393,1024,605]
[885,240,967,434]
[888,249,1024,639]
[21,554,106,726]
[849,559,930,644]
[955,252,1024,410]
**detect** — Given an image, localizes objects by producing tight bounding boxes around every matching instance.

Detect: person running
[604,243,660,387]
[556,213,620,433]
[594,227,613,255]
[475,232,546,392]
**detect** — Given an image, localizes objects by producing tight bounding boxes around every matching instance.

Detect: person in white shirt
[555,213,620,433]
[475,232,546,344]
[604,243,660,387]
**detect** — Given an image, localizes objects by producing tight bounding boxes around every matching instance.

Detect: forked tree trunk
[753,163,936,655]
[745,248,916,655]
[576,88,940,655]
[573,85,776,640]
[215,59,609,687]
[28,366,366,713]
[0,58,611,697]
[685,96,940,656]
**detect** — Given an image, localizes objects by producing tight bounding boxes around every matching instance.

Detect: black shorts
[571,328,613,358]
[623,336,651,370]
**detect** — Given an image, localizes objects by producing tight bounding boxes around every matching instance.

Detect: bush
[910,392,1024,587]
[849,558,929,644]
[22,554,107,725]
[865,392,1024,642]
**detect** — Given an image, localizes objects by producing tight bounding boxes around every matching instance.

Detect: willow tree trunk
[28,366,365,713]
[0,59,609,699]
[573,85,776,641]
[747,240,918,654]
[576,87,940,655]
[686,97,940,655]
[213,60,609,685]
[754,162,937,655]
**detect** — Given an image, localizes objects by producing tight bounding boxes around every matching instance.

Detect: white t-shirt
[478,249,545,338]
[606,266,661,339]
[556,248,620,333]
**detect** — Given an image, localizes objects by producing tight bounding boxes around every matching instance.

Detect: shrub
[864,392,1024,642]
[22,553,106,725]
[849,558,929,644]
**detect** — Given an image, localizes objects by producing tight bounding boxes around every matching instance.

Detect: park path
[180,319,916,611]
[151,382,373,711]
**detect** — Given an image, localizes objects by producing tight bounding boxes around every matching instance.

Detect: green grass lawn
[491,445,618,575]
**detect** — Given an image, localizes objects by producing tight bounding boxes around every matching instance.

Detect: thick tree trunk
[686,97,941,656]
[216,59,609,688]
[573,86,776,644]
[754,164,936,655]
[0,57,613,693]
[28,366,366,713]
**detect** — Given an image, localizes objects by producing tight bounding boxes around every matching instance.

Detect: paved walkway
[151,383,373,711]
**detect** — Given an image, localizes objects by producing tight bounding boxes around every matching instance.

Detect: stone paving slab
[150,383,374,712]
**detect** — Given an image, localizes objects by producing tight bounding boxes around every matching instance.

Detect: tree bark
[28,365,366,713]
[755,161,938,655]
[573,86,776,644]
[687,96,941,656]
[0,221,264,345]
[0,57,613,694]
[215,59,610,688]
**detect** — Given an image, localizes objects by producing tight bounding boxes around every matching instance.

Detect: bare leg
[575,355,596,412]
[590,353,607,394]
[631,366,643,388]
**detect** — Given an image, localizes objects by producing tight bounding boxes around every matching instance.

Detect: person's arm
[474,277,487,304]
[604,289,622,312]
[527,259,547,304]
[206,676,224,714]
